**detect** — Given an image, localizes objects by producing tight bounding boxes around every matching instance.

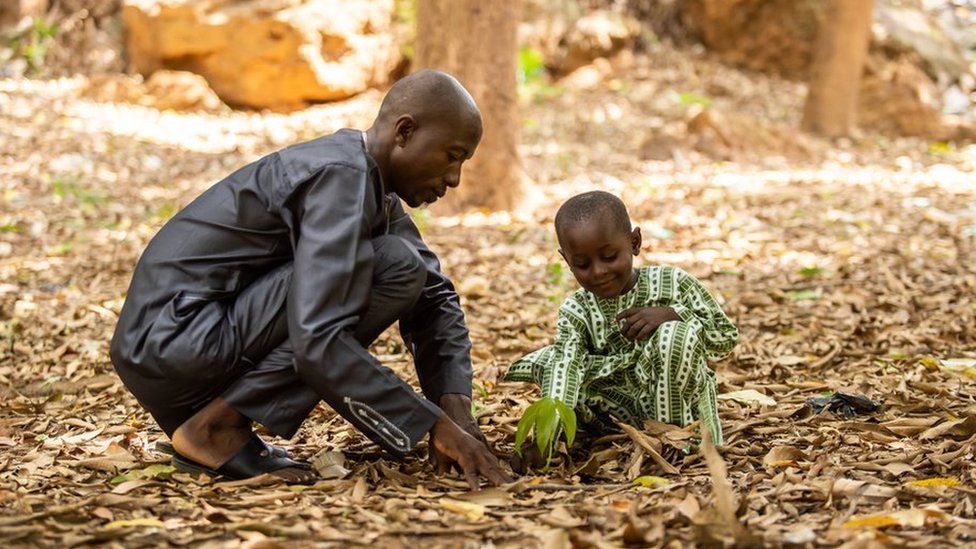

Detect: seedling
[514,397,577,469]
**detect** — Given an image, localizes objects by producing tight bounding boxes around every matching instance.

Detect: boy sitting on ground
[505,191,738,459]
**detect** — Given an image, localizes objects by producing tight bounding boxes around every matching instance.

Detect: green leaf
[110,464,176,485]
[797,267,824,277]
[518,46,546,85]
[554,400,577,448]
[514,400,542,456]
[633,475,671,488]
[785,289,819,301]
[678,91,712,107]
[534,398,559,458]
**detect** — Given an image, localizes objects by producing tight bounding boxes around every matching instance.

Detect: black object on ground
[805,392,882,418]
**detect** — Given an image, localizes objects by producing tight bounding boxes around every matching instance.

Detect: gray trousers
[114,235,426,438]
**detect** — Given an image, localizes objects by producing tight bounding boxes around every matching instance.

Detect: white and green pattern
[505,266,738,445]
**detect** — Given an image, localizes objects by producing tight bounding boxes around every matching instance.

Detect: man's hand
[616,307,681,341]
[439,394,488,445]
[429,412,510,490]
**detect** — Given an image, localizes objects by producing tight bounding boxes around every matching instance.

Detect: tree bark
[414,0,522,212]
[801,0,875,137]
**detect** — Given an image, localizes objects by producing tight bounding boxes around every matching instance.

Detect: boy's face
[558,218,641,299]
[386,115,481,208]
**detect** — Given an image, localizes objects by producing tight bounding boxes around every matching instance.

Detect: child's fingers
[635,324,655,341]
[615,308,637,321]
[624,317,647,339]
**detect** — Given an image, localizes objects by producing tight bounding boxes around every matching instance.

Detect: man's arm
[387,199,474,402]
[284,162,442,457]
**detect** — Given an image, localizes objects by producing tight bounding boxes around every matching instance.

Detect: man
[110,70,509,488]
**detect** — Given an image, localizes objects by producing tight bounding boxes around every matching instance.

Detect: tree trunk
[414,0,522,212]
[801,0,875,137]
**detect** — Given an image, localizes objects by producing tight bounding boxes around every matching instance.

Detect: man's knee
[372,235,426,299]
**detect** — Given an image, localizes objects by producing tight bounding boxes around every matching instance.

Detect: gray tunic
[110,129,472,455]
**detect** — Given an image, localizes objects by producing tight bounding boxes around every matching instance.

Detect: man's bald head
[376,70,482,132]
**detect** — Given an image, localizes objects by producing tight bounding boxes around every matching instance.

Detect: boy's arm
[670,268,739,361]
[387,199,474,403]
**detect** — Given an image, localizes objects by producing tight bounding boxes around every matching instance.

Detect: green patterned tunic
[505,265,738,445]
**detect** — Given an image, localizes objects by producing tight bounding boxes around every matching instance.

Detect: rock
[639,133,682,161]
[683,0,971,83]
[144,70,223,112]
[559,57,612,90]
[550,10,642,75]
[873,1,970,82]
[122,0,402,111]
[685,106,817,161]
[82,70,224,112]
[859,58,949,138]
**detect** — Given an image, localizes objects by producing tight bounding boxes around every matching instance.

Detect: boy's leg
[644,320,723,445]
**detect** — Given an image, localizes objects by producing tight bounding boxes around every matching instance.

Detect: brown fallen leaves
[2,46,976,547]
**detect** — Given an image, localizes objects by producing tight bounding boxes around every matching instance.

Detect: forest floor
[2,43,976,547]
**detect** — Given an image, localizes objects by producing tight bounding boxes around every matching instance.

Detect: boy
[110,70,508,488]
[505,191,737,449]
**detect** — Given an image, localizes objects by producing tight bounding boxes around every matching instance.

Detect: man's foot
[171,397,316,484]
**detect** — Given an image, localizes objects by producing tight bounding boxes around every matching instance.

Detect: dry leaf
[440,499,486,521]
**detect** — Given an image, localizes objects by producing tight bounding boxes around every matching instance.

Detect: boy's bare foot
[171,397,315,484]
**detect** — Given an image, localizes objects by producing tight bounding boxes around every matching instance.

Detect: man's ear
[630,227,642,255]
[558,249,568,264]
[393,115,417,147]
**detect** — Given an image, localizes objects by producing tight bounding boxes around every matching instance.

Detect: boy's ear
[558,249,568,264]
[393,115,417,147]
[630,227,642,255]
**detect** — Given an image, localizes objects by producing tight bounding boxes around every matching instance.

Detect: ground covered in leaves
[2,45,976,547]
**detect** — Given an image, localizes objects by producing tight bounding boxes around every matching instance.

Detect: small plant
[517,46,545,86]
[514,397,577,469]
[6,17,58,73]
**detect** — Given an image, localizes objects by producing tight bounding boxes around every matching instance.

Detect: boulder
[122,0,401,110]
[82,70,225,112]
[683,0,971,83]
[549,10,642,75]
[859,57,948,139]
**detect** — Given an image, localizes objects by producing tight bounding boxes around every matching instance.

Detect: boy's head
[368,70,483,207]
[555,191,641,299]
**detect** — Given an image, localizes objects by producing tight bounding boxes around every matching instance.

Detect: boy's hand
[429,412,511,490]
[616,307,681,341]
[439,394,488,445]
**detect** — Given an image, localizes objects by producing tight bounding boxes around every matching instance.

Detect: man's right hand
[429,413,510,490]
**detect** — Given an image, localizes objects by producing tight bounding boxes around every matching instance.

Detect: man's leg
[221,234,427,436]
[175,235,427,471]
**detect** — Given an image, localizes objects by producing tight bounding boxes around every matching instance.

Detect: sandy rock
[122,0,401,111]
[550,10,641,75]
[685,105,817,161]
[684,0,970,82]
[82,70,224,112]
[144,70,223,112]
[859,58,948,139]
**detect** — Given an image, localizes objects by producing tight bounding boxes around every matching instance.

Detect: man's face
[387,116,482,208]
[558,219,641,299]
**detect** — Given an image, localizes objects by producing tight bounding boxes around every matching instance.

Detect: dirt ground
[2,44,976,547]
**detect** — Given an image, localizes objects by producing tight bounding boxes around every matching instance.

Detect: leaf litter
[2,46,976,547]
